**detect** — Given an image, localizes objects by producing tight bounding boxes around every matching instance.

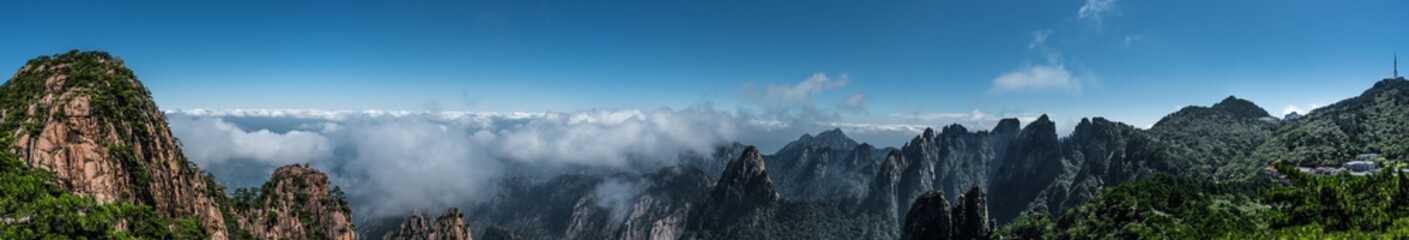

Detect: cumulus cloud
[168,116,333,166]
[1077,0,1116,25]
[989,62,1082,93]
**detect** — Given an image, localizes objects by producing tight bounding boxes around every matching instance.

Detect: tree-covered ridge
[1256,78,1409,167]
[1149,96,1278,180]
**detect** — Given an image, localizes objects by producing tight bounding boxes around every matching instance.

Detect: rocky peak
[383,208,474,240]
[1072,117,1119,139]
[940,124,969,137]
[1020,114,1057,141]
[1211,95,1270,119]
[992,118,1021,135]
[710,146,780,206]
[231,164,355,240]
[813,128,859,149]
[0,50,229,238]
[779,128,859,153]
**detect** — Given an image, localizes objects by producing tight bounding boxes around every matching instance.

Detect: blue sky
[3,0,1407,129]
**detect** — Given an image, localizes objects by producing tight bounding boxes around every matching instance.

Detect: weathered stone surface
[384,208,474,240]
[5,52,230,239]
[235,165,356,240]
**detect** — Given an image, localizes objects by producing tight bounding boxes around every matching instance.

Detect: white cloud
[1078,0,1116,25]
[989,62,1081,93]
[168,116,333,166]
[1282,104,1323,116]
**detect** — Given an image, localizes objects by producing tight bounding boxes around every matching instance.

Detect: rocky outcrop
[900,191,951,240]
[685,146,785,238]
[231,165,356,240]
[860,119,1021,229]
[952,186,990,240]
[383,208,474,240]
[1,50,229,238]
[901,186,990,240]
[987,115,1066,224]
[706,146,780,211]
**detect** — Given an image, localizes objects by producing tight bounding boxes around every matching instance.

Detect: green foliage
[1148,98,1278,180]
[0,150,205,239]
[1262,164,1409,232]
[1006,166,1409,238]
[1040,174,1265,239]
[995,211,1053,239]
[1255,78,1409,166]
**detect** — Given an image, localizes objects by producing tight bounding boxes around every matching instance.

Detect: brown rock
[234,165,357,240]
[5,51,230,239]
[383,208,475,240]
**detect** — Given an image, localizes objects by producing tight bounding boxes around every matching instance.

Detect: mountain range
[4,50,1409,239]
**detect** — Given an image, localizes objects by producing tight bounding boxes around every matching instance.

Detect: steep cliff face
[617,166,712,240]
[383,208,474,240]
[860,119,1021,228]
[987,115,1066,223]
[700,146,780,217]
[900,191,951,240]
[0,50,229,238]
[229,164,355,240]
[900,187,991,240]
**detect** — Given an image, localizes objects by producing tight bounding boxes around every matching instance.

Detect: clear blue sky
[2,0,1406,128]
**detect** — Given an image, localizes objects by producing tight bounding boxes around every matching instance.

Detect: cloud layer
[167,105,937,218]
[168,116,333,166]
